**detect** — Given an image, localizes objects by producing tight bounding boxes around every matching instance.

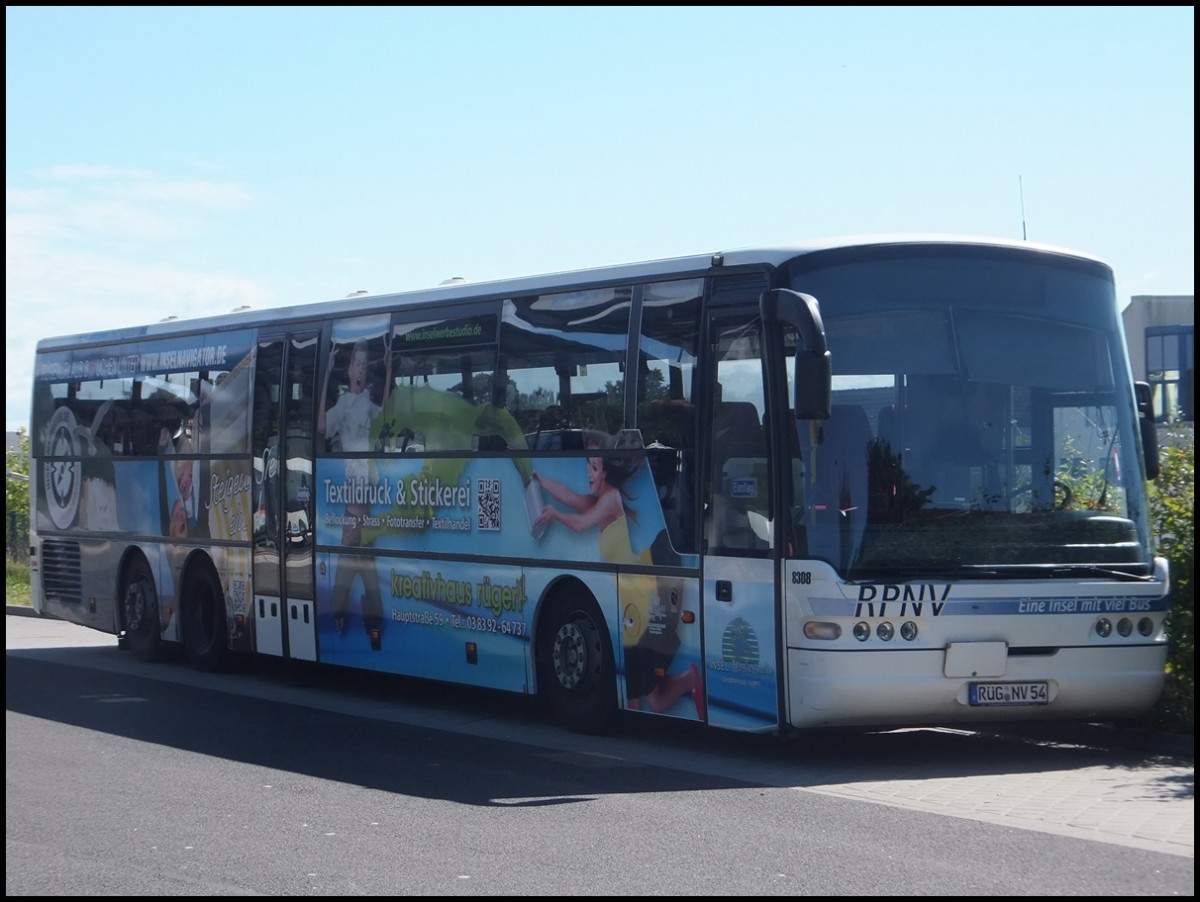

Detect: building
[1122,295,1194,426]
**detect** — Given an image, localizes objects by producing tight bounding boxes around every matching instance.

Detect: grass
[6,558,32,607]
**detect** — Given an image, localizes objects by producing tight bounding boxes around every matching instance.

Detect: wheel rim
[123,580,150,633]
[552,617,595,691]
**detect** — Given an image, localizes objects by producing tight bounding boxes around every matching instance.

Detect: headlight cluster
[807,617,1157,643]
[1095,617,1155,638]
[843,620,919,642]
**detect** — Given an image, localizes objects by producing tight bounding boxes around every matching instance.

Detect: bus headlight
[1117,618,1133,637]
[853,621,871,642]
[1137,617,1154,637]
[876,621,895,641]
[1095,618,1112,637]
[899,621,918,641]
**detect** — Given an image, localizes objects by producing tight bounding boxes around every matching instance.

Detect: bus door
[251,332,319,661]
[701,304,782,732]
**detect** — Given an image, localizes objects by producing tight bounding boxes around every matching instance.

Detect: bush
[1146,427,1195,733]
[6,429,30,563]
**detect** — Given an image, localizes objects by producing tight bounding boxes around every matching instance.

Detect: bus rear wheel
[181,562,229,672]
[539,595,618,735]
[121,556,161,662]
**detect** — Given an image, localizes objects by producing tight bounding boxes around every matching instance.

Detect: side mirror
[762,289,831,420]
[1134,381,1159,481]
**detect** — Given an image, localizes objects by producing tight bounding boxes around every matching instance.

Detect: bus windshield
[783,249,1152,577]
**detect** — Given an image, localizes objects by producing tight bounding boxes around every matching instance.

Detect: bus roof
[34,233,1106,352]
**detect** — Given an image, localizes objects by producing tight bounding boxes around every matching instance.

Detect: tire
[181,562,229,672]
[539,594,618,735]
[121,556,161,662]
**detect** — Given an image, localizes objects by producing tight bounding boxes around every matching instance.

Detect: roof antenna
[1019,175,1027,240]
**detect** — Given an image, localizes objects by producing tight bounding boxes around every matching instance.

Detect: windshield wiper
[983,564,1154,582]
[851,564,1154,582]
[1048,565,1154,582]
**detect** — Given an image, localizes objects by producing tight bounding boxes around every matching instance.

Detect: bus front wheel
[181,562,229,672]
[121,556,161,662]
[539,595,618,735]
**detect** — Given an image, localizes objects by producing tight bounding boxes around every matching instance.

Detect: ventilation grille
[41,540,83,605]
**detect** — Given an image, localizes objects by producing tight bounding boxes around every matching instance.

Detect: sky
[6,6,1194,435]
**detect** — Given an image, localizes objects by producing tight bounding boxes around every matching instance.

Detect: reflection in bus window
[501,287,631,445]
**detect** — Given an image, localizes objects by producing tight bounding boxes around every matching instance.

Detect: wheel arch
[532,574,603,693]
[177,548,230,671]
[533,574,621,734]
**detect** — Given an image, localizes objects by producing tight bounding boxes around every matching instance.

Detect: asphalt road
[6,609,1193,895]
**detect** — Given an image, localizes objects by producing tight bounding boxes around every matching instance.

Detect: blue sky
[6,6,1194,433]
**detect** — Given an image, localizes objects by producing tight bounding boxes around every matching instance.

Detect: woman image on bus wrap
[318,336,393,645]
[533,431,706,720]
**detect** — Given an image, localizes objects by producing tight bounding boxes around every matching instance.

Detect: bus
[29,234,1170,736]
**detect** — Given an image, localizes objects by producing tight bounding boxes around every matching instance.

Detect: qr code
[228,578,247,613]
[477,478,501,531]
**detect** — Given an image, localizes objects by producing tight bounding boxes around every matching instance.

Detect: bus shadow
[5,645,1193,808]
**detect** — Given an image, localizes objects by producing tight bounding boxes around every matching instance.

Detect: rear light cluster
[1095,617,1155,638]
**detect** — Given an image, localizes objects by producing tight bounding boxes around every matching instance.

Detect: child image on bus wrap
[533,432,706,720]
[319,336,393,644]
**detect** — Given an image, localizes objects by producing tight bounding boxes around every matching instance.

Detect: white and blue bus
[29,235,1169,735]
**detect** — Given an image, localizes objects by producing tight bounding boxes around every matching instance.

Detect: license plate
[968,681,1049,706]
